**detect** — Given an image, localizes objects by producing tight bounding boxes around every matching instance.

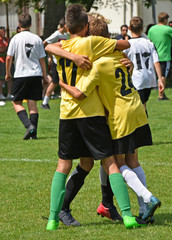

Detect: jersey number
[59,58,77,86]
[135,52,151,70]
[115,68,134,96]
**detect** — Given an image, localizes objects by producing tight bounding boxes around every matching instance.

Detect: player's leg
[27,100,38,139]
[59,157,94,226]
[158,61,170,100]
[101,156,147,229]
[46,158,72,230]
[97,164,122,221]
[125,151,161,221]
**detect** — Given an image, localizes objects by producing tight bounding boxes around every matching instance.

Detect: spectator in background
[0,26,13,99]
[41,18,67,110]
[5,14,47,140]
[148,12,172,100]
[116,24,131,40]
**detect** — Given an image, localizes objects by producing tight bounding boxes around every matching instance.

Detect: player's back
[124,37,158,90]
[94,51,148,139]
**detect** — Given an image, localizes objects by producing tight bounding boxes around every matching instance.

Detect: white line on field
[0,158,171,166]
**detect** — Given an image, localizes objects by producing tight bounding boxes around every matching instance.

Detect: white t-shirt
[7,31,46,78]
[45,30,67,64]
[124,37,159,90]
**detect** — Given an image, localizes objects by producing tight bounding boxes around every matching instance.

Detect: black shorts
[51,62,59,84]
[137,88,151,104]
[112,124,152,154]
[160,61,170,77]
[58,116,113,160]
[12,76,42,101]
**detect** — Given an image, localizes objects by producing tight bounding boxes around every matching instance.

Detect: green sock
[49,171,67,222]
[109,173,132,218]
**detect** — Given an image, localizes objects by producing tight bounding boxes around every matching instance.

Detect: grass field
[0,88,172,240]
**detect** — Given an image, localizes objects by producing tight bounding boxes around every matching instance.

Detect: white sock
[42,95,49,105]
[132,166,147,214]
[120,165,152,205]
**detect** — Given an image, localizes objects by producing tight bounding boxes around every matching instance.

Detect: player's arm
[154,62,164,93]
[115,40,130,51]
[120,53,134,74]
[5,55,13,81]
[39,57,49,87]
[59,78,85,100]
[45,42,92,70]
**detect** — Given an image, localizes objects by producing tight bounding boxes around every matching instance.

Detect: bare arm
[116,40,130,51]
[5,55,13,81]
[154,62,164,93]
[45,43,92,70]
[120,53,134,74]
[59,78,85,100]
[39,57,49,87]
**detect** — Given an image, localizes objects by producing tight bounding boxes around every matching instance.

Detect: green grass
[0,89,172,240]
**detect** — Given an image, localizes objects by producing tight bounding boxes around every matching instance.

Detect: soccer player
[41,18,67,109]
[5,14,47,140]
[45,4,147,231]
[148,12,172,100]
[58,16,161,223]
[124,17,164,114]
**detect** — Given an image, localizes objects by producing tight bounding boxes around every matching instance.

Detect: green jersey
[148,24,172,61]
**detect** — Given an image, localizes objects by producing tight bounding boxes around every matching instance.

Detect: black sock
[99,164,114,208]
[62,164,89,210]
[30,113,39,133]
[17,110,31,128]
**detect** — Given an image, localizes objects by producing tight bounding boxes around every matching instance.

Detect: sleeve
[7,37,15,56]
[39,40,46,58]
[91,36,117,61]
[45,31,60,44]
[151,43,159,63]
[76,65,100,97]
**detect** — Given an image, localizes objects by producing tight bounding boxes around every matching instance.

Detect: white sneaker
[0,101,5,106]
[0,94,5,99]
[7,94,14,99]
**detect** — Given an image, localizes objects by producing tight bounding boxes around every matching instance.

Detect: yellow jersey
[55,36,117,119]
[76,51,148,140]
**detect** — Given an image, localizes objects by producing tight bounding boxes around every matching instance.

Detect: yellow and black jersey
[76,51,148,140]
[55,36,117,119]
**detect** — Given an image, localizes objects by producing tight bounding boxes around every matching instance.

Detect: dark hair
[130,17,143,33]
[19,14,32,28]
[59,17,65,28]
[0,26,5,30]
[120,24,128,31]
[65,4,88,34]
[89,18,109,38]
[158,12,169,23]
[145,23,155,35]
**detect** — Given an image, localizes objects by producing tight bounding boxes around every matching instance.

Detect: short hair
[59,17,65,28]
[65,4,88,34]
[87,12,111,24]
[88,18,109,38]
[158,12,169,23]
[120,24,128,31]
[0,26,5,30]
[19,14,31,28]
[130,17,143,33]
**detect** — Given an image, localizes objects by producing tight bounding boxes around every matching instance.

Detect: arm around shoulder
[115,40,130,51]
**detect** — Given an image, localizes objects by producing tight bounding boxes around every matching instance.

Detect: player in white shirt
[124,17,164,114]
[5,14,47,139]
[41,18,67,109]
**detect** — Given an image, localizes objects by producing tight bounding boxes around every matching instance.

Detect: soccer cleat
[59,209,81,226]
[138,213,155,224]
[41,103,51,110]
[7,94,14,99]
[142,196,161,221]
[0,94,5,99]
[23,125,36,140]
[46,220,59,230]
[123,216,147,229]
[0,101,5,106]
[97,203,122,221]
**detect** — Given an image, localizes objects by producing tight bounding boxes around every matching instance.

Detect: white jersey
[7,31,46,78]
[124,37,159,90]
[45,30,67,64]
